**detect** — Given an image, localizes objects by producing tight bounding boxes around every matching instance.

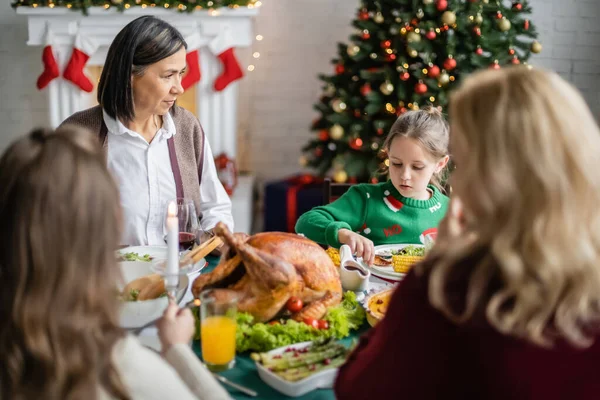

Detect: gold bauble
[423,0,433,4]
[438,72,450,86]
[441,11,456,25]
[374,12,384,23]
[330,124,345,140]
[407,31,421,43]
[416,8,425,19]
[331,99,347,113]
[497,17,512,32]
[333,169,348,183]
[482,0,489,3]
[475,13,483,25]
[347,45,360,57]
[407,47,419,58]
[299,155,308,167]
[380,81,394,95]
[531,41,543,53]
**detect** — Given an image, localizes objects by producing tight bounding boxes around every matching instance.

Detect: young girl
[0,127,230,399]
[296,106,450,265]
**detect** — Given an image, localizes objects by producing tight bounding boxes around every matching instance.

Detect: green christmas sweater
[295,181,449,248]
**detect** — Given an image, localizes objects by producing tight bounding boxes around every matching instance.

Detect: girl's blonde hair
[426,66,600,348]
[383,106,450,191]
[0,127,129,399]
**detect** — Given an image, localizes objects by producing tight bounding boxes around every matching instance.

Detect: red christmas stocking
[37,29,59,90]
[210,27,243,91]
[63,34,98,93]
[182,33,204,91]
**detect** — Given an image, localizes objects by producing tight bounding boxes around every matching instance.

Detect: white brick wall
[1,0,599,185]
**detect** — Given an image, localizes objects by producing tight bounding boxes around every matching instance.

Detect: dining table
[194,255,373,400]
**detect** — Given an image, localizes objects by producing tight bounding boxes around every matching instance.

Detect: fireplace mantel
[18,7,259,159]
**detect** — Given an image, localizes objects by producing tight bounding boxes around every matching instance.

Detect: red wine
[179,232,196,252]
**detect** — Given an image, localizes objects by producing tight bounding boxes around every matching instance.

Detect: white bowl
[255,341,339,398]
[118,261,188,329]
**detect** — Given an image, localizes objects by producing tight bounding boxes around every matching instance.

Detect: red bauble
[370,177,379,184]
[490,62,501,70]
[362,32,371,40]
[349,177,358,184]
[473,26,482,36]
[436,0,448,11]
[315,148,323,156]
[318,130,329,141]
[349,138,363,150]
[513,2,523,10]
[358,9,369,21]
[427,65,441,78]
[386,54,397,62]
[397,107,408,115]
[400,71,411,81]
[425,30,437,40]
[443,57,457,70]
[475,47,483,55]
[496,11,503,19]
[511,57,521,64]
[360,84,372,96]
[411,18,420,26]
[524,19,530,30]
[354,110,362,118]
[381,40,392,48]
[335,64,345,74]
[508,48,516,55]
[376,128,384,135]
[415,82,428,94]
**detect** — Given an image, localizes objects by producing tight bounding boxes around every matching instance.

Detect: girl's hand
[338,228,375,265]
[156,298,195,354]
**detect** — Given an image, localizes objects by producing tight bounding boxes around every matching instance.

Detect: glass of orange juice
[200,289,238,372]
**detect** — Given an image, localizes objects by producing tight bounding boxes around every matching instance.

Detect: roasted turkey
[192,222,342,322]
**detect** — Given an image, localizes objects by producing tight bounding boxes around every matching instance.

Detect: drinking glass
[200,289,238,372]
[163,198,199,253]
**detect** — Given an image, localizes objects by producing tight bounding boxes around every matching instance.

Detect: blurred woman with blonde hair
[336,66,600,399]
[0,127,231,399]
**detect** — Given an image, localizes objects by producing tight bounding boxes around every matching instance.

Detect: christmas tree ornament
[511,56,520,64]
[473,26,482,36]
[408,47,419,58]
[427,65,441,78]
[438,72,450,85]
[407,31,421,43]
[441,11,456,25]
[482,0,489,3]
[497,17,512,32]
[360,83,372,96]
[415,81,428,94]
[349,137,363,150]
[210,26,244,91]
[374,12,385,23]
[347,45,360,57]
[496,11,503,19]
[315,148,323,157]
[425,29,437,40]
[352,75,360,82]
[386,53,397,61]
[333,169,348,183]
[390,27,399,35]
[370,53,378,59]
[358,9,369,21]
[370,177,379,184]
[299,155,308,167]
[400,71,411,81]
[443,56,457,70]
[397,106,408,115]
[330,124,345,139]
[475,46,483,55]
[524,19,530,30]
[423,0,434,4]
[331,99,347,113]
[181,33,203,91]
[531,41,542,53]
[63,33,99,92]
[354,109,362,117]
[362,30,371,40]
[380,81,395,95]
[376,128,384,136]
[475,13,483,25]
[335,64,345,75]
[416,9,425,19]
[36,27,59,90]
[318,129,329,141]
[328,143,337,151]
[324,84,336,96]
[508,48,515,55]
[436,0,448,12]
[381,40,392,48]
[490,60,501,70]
[513,2,523,11]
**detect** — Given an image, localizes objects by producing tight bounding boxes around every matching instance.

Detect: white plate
[118,261,189,329]
[363,243,425,282]
[255,341,339,398]
[118,245,207,273]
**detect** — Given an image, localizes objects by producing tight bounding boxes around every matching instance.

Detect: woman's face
[132,47,186,117]
[388,136,448,200]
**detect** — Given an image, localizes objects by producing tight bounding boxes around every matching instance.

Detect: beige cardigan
[59,105,206,217]
[98,335,232,400]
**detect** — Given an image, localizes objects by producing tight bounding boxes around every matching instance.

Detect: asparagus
[276,355,348,382]
[252,341,345,371]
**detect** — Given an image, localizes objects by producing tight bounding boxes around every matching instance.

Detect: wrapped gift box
[264,175,324,233]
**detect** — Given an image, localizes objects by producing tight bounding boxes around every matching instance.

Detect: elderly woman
[335,67,600,399]
[61,16,233,246]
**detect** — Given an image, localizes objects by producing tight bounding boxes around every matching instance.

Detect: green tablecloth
[194,256,369,399]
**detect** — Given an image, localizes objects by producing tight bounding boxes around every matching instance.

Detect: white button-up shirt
[103,110,233,246]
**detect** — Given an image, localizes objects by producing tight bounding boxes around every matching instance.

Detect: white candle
[166,201,179,288]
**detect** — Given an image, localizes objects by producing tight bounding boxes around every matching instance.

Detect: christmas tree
[301,0,541,184]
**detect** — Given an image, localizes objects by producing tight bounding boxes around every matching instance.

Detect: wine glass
[163,198,199,254]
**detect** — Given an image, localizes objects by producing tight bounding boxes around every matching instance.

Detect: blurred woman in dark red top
[335,66,600,400]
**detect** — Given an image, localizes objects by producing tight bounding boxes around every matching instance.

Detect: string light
[256,35,264,41]
[12,0,263,13]
[253,52,260,58]
[247,65,255,72]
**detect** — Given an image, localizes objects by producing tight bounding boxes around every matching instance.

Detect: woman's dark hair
[98,16,187,123]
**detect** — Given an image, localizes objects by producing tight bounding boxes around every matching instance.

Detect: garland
[11,0,260,14]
